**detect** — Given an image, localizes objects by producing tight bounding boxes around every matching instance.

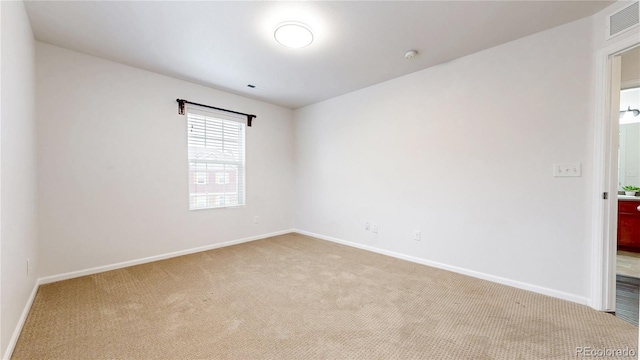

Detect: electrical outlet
[254,216,259,224]
[414,231,421,241]
[372,223,378,234]
[365,221,370,230]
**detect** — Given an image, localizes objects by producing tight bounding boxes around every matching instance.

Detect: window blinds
[187,108,246,210]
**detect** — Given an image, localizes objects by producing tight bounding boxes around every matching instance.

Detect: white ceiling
[24,1,614,109]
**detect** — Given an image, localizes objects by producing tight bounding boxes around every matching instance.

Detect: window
[215,172,230,184]
[195,195,208,208]
[187,108,246,210]
[195,172,208,185]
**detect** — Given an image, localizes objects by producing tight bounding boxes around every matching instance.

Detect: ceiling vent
[606,1,639,39]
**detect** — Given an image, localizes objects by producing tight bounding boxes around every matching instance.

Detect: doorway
[591,37,640,317]
[615,47,640,326]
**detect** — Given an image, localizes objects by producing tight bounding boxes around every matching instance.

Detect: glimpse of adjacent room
[616,46,640,326]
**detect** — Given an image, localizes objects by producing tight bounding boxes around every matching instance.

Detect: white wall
[294,17,595,302]
[36,42,294,278]
[620,123,640,188]
[1,1,39,357]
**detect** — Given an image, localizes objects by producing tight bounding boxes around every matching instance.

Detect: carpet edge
[3,281,39,360]
[293,229,590,306]
[38,229,296,285]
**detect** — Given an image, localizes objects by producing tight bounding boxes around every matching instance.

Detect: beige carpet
[12,233,637,359]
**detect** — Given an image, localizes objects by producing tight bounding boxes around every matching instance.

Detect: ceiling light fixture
[274,22,313,49]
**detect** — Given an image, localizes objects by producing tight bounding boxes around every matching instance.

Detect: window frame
[186,107,246,211]
[194,172,209,185]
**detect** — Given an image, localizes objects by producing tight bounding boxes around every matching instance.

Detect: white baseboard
[293,229,588,306]
[3,281,39,360]
[39,229,295,285]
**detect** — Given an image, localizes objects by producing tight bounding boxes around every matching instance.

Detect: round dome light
[274,22,313,49]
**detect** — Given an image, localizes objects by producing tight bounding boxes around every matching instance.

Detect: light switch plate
[553,163,581,177]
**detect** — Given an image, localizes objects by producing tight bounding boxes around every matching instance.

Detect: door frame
[591,36,640,312]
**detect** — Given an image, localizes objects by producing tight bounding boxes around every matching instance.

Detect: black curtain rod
[176,99,256,127]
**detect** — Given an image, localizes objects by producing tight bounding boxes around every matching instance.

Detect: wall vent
[607,1,639,39]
